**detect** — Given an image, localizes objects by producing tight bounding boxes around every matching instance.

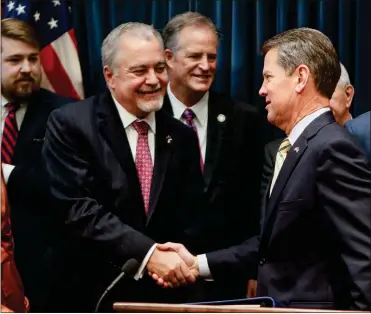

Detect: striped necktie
[270,137,291,195]
[1,103,20,164]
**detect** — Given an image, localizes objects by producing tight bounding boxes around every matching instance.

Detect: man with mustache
[161,11,264,300]
[41,22,207,312]
[151,28,371,310]
[1,18,74,311]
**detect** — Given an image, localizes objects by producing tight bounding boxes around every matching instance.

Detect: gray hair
[262,27,340,99]
[162,11,219,53]
[101,22,163,71]
[337,63,351,88]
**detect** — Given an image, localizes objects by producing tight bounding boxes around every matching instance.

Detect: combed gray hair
[162,11,219,53]
[337,63,351,88]
[262,27,340,99]
[101,22,163,72]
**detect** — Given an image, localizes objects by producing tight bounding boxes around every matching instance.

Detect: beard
[2,76,41,102]
[137,96,164,113]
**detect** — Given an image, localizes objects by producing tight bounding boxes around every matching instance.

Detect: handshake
[146,242,199,288]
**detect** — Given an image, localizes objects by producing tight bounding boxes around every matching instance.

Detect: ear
[344,84,354,108]
[164,48,175,68]
[103,65,115,89]
[295,64,310,94]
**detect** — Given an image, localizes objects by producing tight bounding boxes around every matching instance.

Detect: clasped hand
[146,242,199,288]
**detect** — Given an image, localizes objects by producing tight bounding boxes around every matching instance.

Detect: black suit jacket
[260,138,282,199]
[42,91,207,311]
[6,88,73,309]
[206,112,371,310]
[163,91,264,250]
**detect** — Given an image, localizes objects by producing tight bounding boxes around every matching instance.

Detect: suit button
[259,258,266,265]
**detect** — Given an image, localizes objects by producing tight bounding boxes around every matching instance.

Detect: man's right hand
[146,247,196,287]
[149,242,200,287]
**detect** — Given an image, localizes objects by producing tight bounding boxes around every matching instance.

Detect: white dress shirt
[167,84,208,162]
[1,95,28,183]
[111,94,158,280]
[198,107,331,279]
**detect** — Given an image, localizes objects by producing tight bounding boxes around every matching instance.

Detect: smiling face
[165,24,218,97]
[104,34,168,118]
[259,48,297,130]
[1,37,42,102]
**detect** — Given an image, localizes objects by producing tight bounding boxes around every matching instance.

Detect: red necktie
[1,103,20,164]
[182,109,204,172]
[132,121,153,215]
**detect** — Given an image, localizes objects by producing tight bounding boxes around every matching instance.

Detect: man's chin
[137,98,164,113]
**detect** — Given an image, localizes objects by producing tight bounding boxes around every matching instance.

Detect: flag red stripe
[68,29,78,51]
[40,45,80,100]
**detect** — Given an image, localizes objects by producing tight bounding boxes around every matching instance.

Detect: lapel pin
[166,135,172,144]
[217,114,226,123]
[294,147,299,153]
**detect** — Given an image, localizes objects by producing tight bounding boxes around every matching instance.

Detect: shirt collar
[167,84,208,127]
[111,94,156,134]
[288,107,330,145]
[1,95,8,107]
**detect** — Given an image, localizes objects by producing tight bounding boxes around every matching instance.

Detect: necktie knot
[278,137,291,154]
[6,103,20,114]
[132,120,149,135]
[182,109,196,123]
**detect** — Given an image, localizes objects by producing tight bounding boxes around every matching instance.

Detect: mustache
[137,86,162,93]
[16,76,35,83]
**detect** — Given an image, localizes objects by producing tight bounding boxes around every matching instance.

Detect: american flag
[4,0,84,100]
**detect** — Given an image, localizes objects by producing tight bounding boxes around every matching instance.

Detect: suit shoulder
[345,111,370,133]
[35,88,77,109]
[211,91,259,115]
[51,94,97,121]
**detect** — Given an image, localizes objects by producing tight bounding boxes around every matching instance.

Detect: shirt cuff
[2,163,15,184]
[133,243,157,280]
[197,254,213,281]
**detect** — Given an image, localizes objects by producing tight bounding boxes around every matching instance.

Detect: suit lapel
[97,92,144,209]
[162,94,174,116]
[12,96,47,162]
[204,92,227,190]
[146,110,172,225]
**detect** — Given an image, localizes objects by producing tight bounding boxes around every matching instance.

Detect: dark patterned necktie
[182,109,204,172]
[132,120,153,215]
[1,103,20,164]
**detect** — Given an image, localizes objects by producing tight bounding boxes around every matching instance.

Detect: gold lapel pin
[217,114,226,123]
[166,135,172,144]
[294,147,299,153]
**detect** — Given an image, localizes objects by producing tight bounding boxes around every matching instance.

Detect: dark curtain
[73,0,370,126]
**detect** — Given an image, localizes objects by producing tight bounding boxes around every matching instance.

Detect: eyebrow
[262,71,272,77]
[5,52,39,58]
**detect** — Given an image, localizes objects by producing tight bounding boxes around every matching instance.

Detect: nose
[198,55,210,71]
[259,83,267,97]
[145,69,160,86]
[20,59,31,73]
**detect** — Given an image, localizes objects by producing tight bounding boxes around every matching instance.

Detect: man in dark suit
[162,12,264,299]
[42,22,207,312]
[345,111,370,160]
[1,18,74,310]
[260,62,355,197]
[152,28,371,310]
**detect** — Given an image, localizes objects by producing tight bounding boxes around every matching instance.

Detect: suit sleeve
[205,235,260,281]
[317,136,371,309]
[42,109,155,265]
